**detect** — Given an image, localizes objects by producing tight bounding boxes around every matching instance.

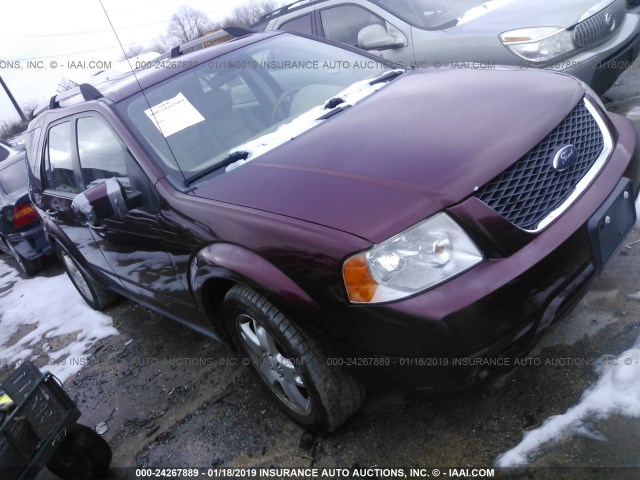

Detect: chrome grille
[574,0,627,48]
[474,100,608,231]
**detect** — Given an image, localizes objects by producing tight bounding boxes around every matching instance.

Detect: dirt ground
[19,225,640,480]
[3,46,640,480]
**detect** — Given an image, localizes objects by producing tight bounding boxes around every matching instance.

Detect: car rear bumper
[328,113,640,391]
[557,13,640,93]
[5,224,52,260]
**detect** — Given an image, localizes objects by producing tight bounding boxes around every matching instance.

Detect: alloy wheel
[236,313,311,415]
[61,251,93,300]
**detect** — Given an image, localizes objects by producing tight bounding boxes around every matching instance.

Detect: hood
[446,0,616,33]
[192,68,585,243]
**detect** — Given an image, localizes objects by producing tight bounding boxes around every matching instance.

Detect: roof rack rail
[259,0,318,21]
[153,26,254,61]
[48,83,104,111]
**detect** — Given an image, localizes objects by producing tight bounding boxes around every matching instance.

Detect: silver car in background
[254,0,640,94]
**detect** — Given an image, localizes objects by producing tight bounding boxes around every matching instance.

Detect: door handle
[89,225,107,232]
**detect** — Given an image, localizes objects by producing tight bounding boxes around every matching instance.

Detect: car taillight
[13,203,38,227]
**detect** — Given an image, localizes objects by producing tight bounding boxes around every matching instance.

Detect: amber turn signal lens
[343,253,378,303]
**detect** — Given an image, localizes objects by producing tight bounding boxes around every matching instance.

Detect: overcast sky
[0,0,279,125]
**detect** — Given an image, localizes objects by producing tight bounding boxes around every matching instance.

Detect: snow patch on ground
[0,258,117,382]
[495,336,640,467]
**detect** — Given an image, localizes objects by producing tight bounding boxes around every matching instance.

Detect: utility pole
[0,76,27,123]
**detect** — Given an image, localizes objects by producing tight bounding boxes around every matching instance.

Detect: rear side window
[280,14,313,35]
[0,158,28,195]
[45,122,78,193]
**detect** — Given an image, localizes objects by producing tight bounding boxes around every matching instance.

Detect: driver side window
[77,116,129,190]
[76,116,157,212]
[320,5,385,47]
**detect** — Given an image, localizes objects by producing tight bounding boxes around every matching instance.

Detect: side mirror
[358,24,406,50]
[72,177,128,225]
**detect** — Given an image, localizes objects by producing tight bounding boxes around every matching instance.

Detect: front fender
[190,243,319,314]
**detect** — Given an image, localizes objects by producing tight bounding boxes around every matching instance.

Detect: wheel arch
[189,243,320,336]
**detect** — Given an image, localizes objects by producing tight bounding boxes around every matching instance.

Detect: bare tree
[57,78,79,93]
[167,5,214,45]
[119,44,152,61]
[0,102,39,139]
[146,1,282,55]
[225,0,279,28]
[149,36,173,55]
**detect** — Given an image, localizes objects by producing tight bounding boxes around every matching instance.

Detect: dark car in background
[25,31,640,431]
[0,152,51,275]
[254,0,640,94]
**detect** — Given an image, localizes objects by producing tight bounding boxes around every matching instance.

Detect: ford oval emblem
[552,145,579,171]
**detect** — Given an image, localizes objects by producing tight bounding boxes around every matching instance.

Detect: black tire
[224,284,366,432]
[46,423,112,479]
[7,243,44,277]
[56,245,119,311]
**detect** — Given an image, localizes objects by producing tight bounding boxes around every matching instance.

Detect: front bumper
[556,13,640,93]
[331,112,640,391]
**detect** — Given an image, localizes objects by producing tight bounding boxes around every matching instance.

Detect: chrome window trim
[531,97,613,232]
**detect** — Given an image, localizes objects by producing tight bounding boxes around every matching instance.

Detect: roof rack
[258,0,319,21]
[154,26,254,61]
[48,83,103,111]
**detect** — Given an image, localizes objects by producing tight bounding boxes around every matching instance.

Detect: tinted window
[77,116,157,211]
[45,122,78,193]
[77,117,129,189]
[280,14,313,35]
[320,5,385,47]
[0,157,28,195]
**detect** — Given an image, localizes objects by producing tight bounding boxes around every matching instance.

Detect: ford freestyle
[26,31,640,431]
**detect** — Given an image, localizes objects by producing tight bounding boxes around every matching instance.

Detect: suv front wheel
[224,284,365,431]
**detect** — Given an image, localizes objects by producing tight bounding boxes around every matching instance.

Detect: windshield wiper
[317,104,351,120]
[184,151,249,187]
[369,69,404,86]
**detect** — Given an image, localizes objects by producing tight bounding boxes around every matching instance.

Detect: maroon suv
[26,31,640,431]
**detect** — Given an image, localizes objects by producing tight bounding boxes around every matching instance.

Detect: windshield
[372,0,507,30]
[116,34,390,183]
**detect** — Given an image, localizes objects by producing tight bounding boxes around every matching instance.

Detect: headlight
[500,27,575,63]
[343,213,484,304]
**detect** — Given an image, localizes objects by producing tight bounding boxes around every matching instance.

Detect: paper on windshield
[144,93,205,137]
